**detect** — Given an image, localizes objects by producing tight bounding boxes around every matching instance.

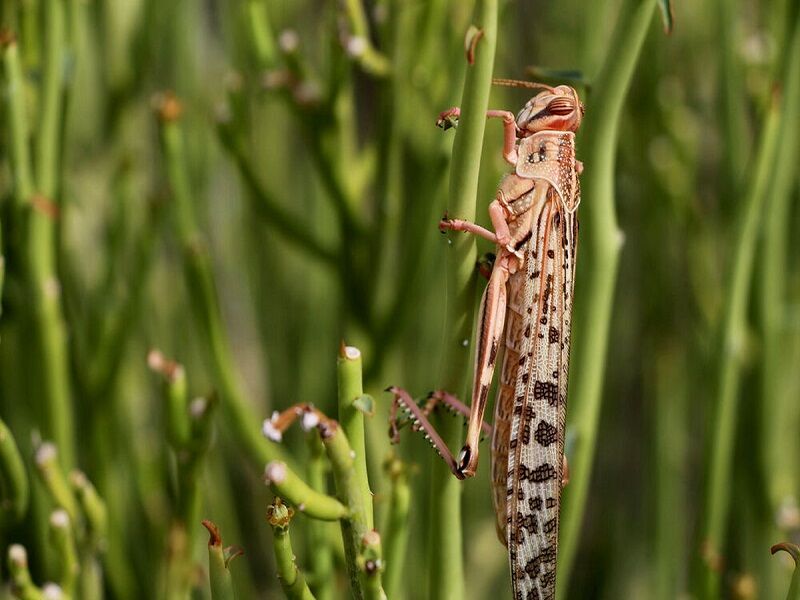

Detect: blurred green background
[0,0,799,598]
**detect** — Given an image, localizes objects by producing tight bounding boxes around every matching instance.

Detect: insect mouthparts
[457,446,471,470]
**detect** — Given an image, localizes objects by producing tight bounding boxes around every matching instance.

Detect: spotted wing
[506,184,578,600]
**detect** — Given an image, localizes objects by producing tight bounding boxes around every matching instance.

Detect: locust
[389,79,584,600]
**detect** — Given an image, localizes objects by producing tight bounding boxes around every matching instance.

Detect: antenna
[491,78,555,92]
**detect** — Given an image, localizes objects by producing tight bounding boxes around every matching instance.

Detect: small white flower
[346,36,367,57]
[8,544,27,565]
[301,410,320,431]
[49,509,70,529]
[189,397,207,418]
[42,583,63,600]
[35,442,57,466]
[262,412,283,442]
[279,30,299,53]
[264,461,287,484]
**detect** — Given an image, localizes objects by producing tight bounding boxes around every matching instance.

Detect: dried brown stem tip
[152,92,183,122]
[0,28,17,47]
[464,26,484,65]
[262,403,332,442]
[146,349,183,380]
[201,519,222,548]
[31,195,60,219]
[771,542,800,565]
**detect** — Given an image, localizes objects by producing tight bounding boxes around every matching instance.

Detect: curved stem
[429,1,497,597]
[264,460,348,521]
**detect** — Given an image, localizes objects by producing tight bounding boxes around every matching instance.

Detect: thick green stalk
[148,350,191,449]
[431,1,497,598]
[653,348,687,600]
[245,0,277,68]
[336,344,373,529]
[556,1,656,594]
[382,455,409,600]
[150,352,216,598]
[700,67,788,600]
[340,0,390,76]
[0,418,29,524]
[202,520,238,600]
[3,28,75,469]
[34,442,79,522]
[358,530,386,600]
[1,34,35,205]
[759,12,800,516]
[48,509,78,596]
[321,421,375,600]
[156,96,296,474]
[267,499,316,600]
[70,472,107,600]
[7,545,43,600]
[35,0,64,198]
[305,435,334,600]
[28,0,74,470]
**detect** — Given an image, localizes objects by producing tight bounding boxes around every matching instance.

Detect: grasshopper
[389,79,583,600]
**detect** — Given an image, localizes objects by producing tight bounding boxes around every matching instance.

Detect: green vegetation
[0,0,799,598]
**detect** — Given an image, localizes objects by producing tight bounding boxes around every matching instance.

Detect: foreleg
[437,107,519,164]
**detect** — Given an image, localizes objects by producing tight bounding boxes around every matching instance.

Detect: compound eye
[547,97,576,116]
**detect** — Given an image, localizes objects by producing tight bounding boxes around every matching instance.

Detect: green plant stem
[759,12,800,515]
[267,499,316,600]
[34,0,64,198]
[305,435,334,600]
[321,421,374,600]
[29,0,75,471]
[336,344,373,529]
[701,55,792,600]
[157,100,297,474]
[70,472,106,600]
[0,418,29,524]
[1,35,35,206]
[557,1,656,595]
[202,520,238,600]
[245,0,277,68]
[34,442,79,522]
[340,0,390,76]
[7,545,43,600]
[263,460,348,521]
[48,509,78,596]
[382,455,409,600]
[430,1,497,598]
[652,347,687,600]
[358,530,386,600]
[150,352,216,599]
[3,27,75,471]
